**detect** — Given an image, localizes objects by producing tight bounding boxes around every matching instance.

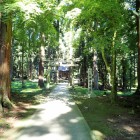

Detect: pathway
[2,83,95,140]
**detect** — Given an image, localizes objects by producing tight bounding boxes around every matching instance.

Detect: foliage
[0,0,139,106]
[11,80,55,104]
[71,86,140,140]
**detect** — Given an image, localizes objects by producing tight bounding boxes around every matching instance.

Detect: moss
[0,93,4,113]
[2,95,14,110]
[71,86,133,139]
[0,103,3,113]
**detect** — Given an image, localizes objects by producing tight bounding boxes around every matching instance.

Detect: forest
[0,0,140,139]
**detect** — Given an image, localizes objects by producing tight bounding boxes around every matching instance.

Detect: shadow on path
[2,83,95,140]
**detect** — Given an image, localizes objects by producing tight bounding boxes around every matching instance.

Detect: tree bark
[110,31,117,103]
[21,45,24,88]
[135,0,140,95]
[69,66,74,86]
[122,57,127,91]
[0,14,14,112]
[29,56,33,79]
[38,45,45,88]
[101,31,118,102]
[83,56,88,88]
[93,50,99,90]
[101,48,111,86]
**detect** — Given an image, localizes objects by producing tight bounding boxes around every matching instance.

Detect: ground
[0,80,53,138]
[0,93,47,136]
[0,82,140,140]
[70,87,140,140]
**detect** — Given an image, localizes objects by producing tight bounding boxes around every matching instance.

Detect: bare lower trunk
[29,57,33,79]
[21,45,24,88]
[0,14,14,112]
[101,49,111,87]
[122,57,127,91]
[38,46,45,88]
[135,0,140,95]
[110,31,117,103]
[0,93,3,113]
[93,50,99,89]
[111,50,117,103]
[38,59,45,88]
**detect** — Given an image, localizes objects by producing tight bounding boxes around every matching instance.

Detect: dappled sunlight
[0,62,9,74]
[91,130,106,140]
[107,116,140,138]
[122,125,134,132]
[11,81,39,93]
[117,91,133,96]
[38,100,72,120]
[69,118,81,123]
[21,88,42,93]
[2,83,93,140]
[15,1,44,20]
[65,8,81,19]
[107,118,116,123]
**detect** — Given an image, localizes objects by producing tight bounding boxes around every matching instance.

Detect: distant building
[58,66,69,80]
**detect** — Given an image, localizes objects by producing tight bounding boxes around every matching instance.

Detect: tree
[0,0,57,111]
[0,12,14,111]
[38,34,45,88]
[72,0,128,102]
[135,0,140,95]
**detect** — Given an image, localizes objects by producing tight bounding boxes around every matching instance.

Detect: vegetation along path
[2,83,95,140]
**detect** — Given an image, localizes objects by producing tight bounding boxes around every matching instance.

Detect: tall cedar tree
[0,13,14,112]
[135,0,140,95]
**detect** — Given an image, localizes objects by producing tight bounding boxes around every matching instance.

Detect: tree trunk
[135,0,140,95]
[93,50,99,90]
[21,45,24,88]
[69,66,74,86]
[101,48,111,87]
[10,45,14,80]
[122,57,127,91]
[101,31,118,102]
[134,50,137,86]
[0,89,3,112]
[0,14,14,112]
[29,56,33,79]
[83,56,88,88]
[110,31,117,103]
[129,53,133,91]
[38,46,45,88]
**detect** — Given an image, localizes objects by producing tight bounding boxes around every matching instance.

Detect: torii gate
[45,58,79,85]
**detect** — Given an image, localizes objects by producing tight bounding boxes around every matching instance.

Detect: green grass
[71,85,135,96]
[11,80,39,93]
[117,91,133,96]
[11,80,56,117]
[11,80,55,105]
[0,80,56,138]
[0,119,10,129]
[70,86,135,140]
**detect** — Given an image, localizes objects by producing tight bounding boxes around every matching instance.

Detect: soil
[73,95,140,140]
[0,102,31,136]
[0,91,46,138]
[105,114,140,140]
[0,91,140,140]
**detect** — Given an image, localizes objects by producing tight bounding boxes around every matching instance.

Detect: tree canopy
[0,0,140,111]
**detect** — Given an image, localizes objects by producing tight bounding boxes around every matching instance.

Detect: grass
[70,86,140,140]
[11,80,55,104]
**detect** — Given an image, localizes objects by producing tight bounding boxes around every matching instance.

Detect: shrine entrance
[58,66,69,80]
[57,60,79,84]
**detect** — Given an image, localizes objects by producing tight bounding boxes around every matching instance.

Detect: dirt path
[1,83,95,140]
